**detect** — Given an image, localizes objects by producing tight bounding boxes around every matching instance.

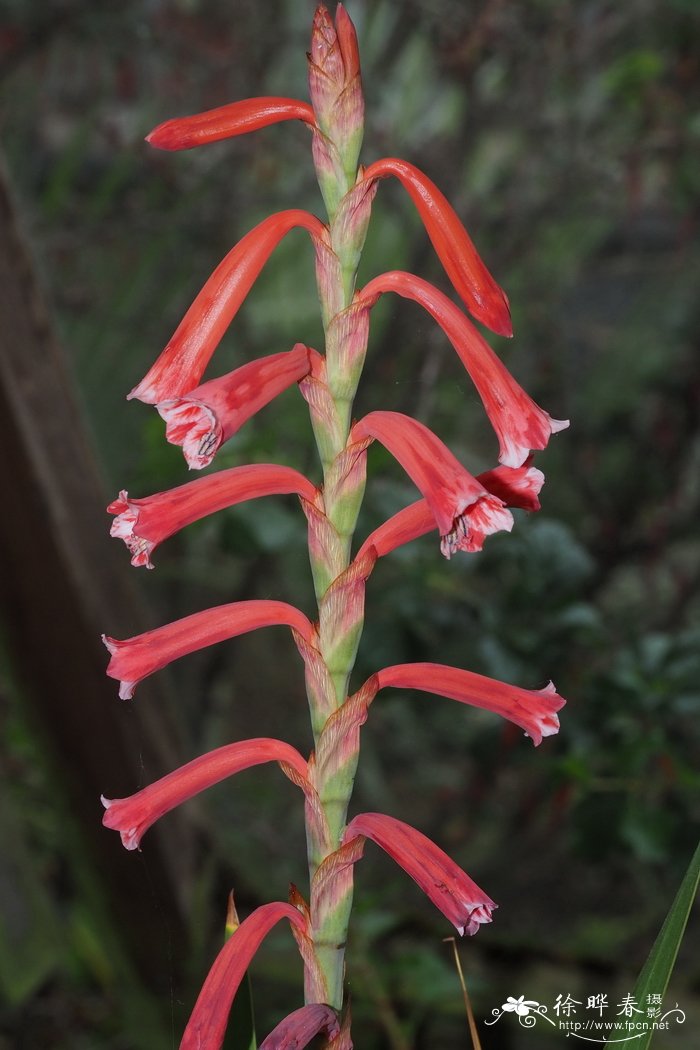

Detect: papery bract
[157,345,315,469]
[129,211,327,404]
[147,97,316,151]
[370,664,565,746]
[258,1004,340,1049]
[180,902,307,1050]
[103,599,314,699]
[351,410,513,557]
[343,812,496,936]
[363,157,512,336]
[102,737,310,851]
[358,271,568,467]
[109,464,317,569]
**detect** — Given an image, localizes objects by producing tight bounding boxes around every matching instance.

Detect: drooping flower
[358,271,568,467]
[109,463,317,569]
[356,462,544,563]
[342,812,497,935]
[156,344,316,469]
[368,664,565,746]
[362,157,512,337]
[103,599,314,699]
[258,1004,340,1049]
[350,410,513,557]
[102,737,311,851]
[146,97,316,151]
[129,211,327,404]
[179,902,308,1050]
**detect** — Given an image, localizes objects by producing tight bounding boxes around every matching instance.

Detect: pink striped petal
[147,97,315,151]
[180,902,307,1050]
[109,464,316,569]
[129,211,326,404]
[343,812,496,936]
[358,271,568,467]
[103,599,313,699]
[259,1004,340,1049]
[373,663,565,746]
[156,345,315,469]
[102,738,310,851]
[362,157,512,336]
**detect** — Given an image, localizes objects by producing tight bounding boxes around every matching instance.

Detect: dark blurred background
[1,1,699,1047]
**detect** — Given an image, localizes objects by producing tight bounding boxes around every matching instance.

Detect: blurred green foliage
[1,0,699,1047]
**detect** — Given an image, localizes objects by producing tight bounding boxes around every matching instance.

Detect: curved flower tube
[356,462,544,563]
[180,902,307,1050]
[369,664,565,746]
[103,599,314,699]
[157,344,316,469]
[129,210,327,404]
[362,157,512,337]
[358,270,568,467]
[109,463,317,569]
[350,410,513,557]
[342,812,496,936]
[147,97,316,151]
[102,738,310,851]
[258,1004,340,1049]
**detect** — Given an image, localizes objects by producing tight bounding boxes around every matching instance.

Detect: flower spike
[356,462,544,564]
[129,210,327,404]
[351,410,514,557]
[146,97,316,151]
[180,902,307,1050]
[109,463,317,569]
[343,812,496,936]
[102,738,311,851]
[103,599,314,699]
[358,271,569,467]
[362,157,512,336]
[370,664,565,746]
[156,345,316,470]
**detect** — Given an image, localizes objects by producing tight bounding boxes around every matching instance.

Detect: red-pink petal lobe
[103,599,313,699]
[156,345,315,469]
[356,463,544,563]
[358,271,569,467]
[343,813,496,936]
[351,410,513,556]
[128,210,327,404]
[179,902,307,1050]
[374,664,565,746]
[146,97,316,151]
[259,1005,340,1050]
[362,157,512,337]
[109,464,317,568]
[102,738,310,851]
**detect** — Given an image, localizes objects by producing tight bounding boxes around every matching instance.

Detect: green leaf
[604,838,700,1049]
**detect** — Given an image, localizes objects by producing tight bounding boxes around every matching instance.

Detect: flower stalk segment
[101,5,568,1045]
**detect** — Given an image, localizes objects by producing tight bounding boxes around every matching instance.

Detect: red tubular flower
[102,738,310,851]
[356,462,544,563]
[372,664,565,746]
[179,902,307,1050]
[358,271,568,467]
[103,599,314,699]
[350,410,513,557]
[258,1005,340,1049]
[362,157,512,337]
[129,210,327,404]
[109,464,317,569]
[343,812,496,936]
[146,97,316,151]
[156,345,316,470]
